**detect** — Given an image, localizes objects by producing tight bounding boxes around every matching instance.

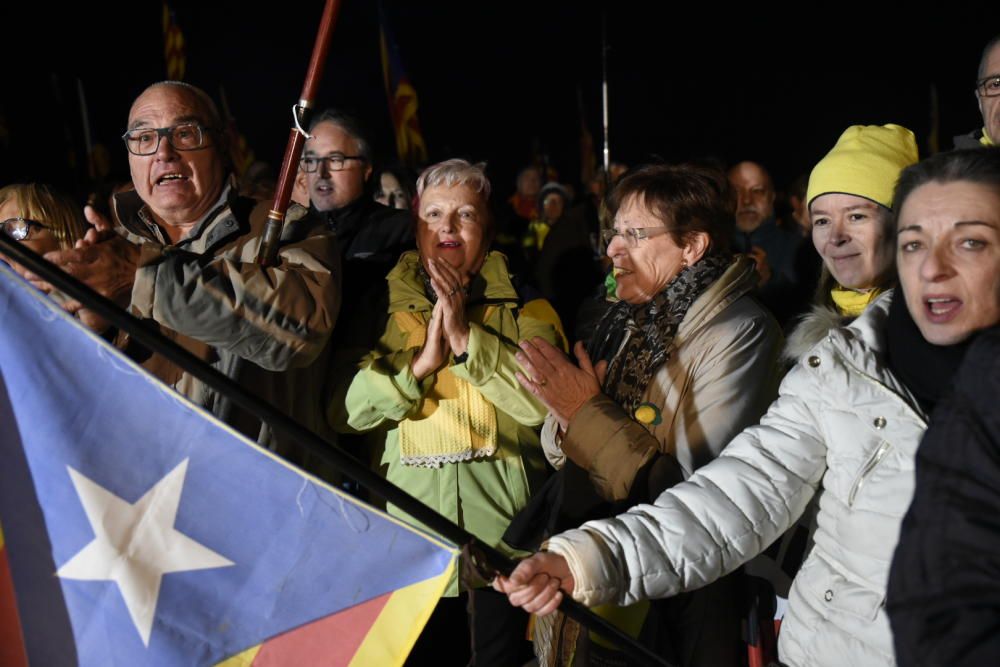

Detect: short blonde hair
[415,159,493,240]
[0,183,87,249]
[416,159,491,199]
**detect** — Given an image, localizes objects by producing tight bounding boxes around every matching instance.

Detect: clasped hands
[411,258,473,380]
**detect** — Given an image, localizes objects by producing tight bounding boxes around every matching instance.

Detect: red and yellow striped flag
[379,11,427,166]
[163,2,186,81]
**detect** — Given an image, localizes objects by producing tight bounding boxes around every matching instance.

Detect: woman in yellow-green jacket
[345,159,563,667]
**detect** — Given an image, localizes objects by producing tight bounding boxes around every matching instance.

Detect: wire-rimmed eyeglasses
[600,226,671,248]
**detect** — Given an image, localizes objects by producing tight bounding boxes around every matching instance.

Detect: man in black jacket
[298,110,414,475]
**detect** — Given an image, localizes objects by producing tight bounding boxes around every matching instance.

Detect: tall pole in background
[601,11,611,193]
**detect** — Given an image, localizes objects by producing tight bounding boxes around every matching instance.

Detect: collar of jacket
[114,180,244,251]
[386,250,519,314]
[737,215,785,244]
[671,254,758,346]
[313,195,376,238]
[823,290,927,422]
[784,304,850,363]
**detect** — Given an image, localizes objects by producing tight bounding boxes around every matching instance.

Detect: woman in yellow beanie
[784,124,919,360]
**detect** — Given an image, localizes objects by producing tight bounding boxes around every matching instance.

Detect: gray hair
[979,34,1000,80]
[307,109,373,164]
[140,81,223,129]
[416,159,491,199]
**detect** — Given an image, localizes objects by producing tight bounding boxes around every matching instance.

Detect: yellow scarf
[831,285,884,318]
[394,310,498,468]
[982,128,995,147]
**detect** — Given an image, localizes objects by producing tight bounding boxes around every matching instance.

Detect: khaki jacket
[114,186,341,447]
[541,256,784,501]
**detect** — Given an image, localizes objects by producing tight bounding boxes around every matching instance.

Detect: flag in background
[0,264,457,666]
[379,7,428,166]
[163,2,186,81]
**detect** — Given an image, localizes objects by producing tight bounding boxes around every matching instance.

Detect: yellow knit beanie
[807,124,919,209]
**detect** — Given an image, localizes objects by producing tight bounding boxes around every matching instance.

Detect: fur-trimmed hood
[782,304,851,364]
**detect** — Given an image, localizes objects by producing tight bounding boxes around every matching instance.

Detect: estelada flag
[0,263,457,666]
[379,9,428,166]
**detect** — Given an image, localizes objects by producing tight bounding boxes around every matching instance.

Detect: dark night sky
[3,1,996,200]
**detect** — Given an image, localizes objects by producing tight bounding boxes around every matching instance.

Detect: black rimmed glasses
[299,154,365,173]
[976,75,1000,98]
[1,217,51,241]
[600,226,672,249]
[121,122,213,156]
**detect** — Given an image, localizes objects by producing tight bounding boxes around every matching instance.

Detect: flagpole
[601,10,611,193]
[0,235,672,667]
[256,0,341,267]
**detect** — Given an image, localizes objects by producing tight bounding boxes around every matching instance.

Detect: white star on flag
[57,458,233,646]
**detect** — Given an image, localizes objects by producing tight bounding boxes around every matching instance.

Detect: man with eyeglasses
[954,34,1000,149]
[292,110,413,447]
[34,81,340,453]
[296,109,412,265]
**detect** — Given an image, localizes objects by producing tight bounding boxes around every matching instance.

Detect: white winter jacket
[546,291,928,667]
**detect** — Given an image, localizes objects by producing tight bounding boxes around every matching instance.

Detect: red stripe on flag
[0,543,29,667]
[251,591,392,666]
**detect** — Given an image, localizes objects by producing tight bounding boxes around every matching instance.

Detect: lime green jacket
[346,251,558,595]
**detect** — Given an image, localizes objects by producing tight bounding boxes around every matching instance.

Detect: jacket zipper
[848,440,892,507]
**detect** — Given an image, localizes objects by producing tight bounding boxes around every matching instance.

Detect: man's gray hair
[979,34,1000,80]
[142,81,224,129]
[416,159,491,199]
[307,109,373,164]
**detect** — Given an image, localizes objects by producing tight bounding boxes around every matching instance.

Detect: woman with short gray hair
[345,158,561,665]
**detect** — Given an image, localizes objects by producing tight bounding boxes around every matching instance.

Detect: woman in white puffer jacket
[496,147,1000,666]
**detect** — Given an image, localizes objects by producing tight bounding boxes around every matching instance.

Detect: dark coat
[887,326,1000,667]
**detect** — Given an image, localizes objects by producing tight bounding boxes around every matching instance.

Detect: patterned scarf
[587,251,731,414]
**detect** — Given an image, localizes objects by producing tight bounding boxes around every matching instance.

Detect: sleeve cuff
[388,348,435,401]
[562,394,626,470]
[450,322,497,385]
[546,530,621,608]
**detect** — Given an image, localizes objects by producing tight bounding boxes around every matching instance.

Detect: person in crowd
[0,183,88,277]
[495,147,1000,667]
[373,163,417,210]
[493,164,543,277]
[728,160,803,326]
[298,108,412,268]
[886,148,1000,667]
[522,181,570,260]
[24,81,340,450]
[954,34,999,148]
[297,110,415,474]
[523,181,603,338]
[784,124,918,358]
[343,159,561,666]
[505,163,784,666]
